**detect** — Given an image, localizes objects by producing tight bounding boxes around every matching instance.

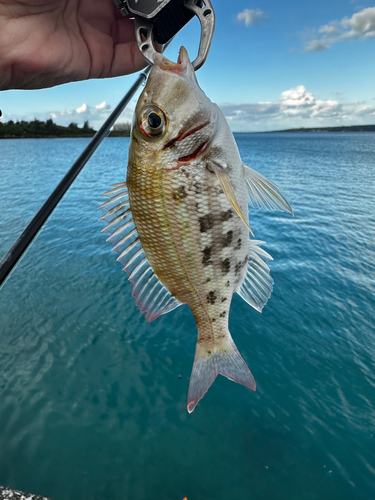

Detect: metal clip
[134,0,215,70]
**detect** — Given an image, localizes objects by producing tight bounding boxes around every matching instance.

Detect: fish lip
[154,46,192,75]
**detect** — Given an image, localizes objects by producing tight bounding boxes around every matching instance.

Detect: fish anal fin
[207,161,254,236]
[237,240,273,312]
[187,333,256,413]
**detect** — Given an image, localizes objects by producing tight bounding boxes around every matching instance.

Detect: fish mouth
[154,46,193,76]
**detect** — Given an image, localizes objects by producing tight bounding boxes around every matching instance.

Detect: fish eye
[148,112,161,128]
[139,105,167,138]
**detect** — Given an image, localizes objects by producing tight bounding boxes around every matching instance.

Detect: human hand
[0,0,147,90]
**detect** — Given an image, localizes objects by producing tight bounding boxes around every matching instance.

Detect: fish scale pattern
[127,159,253,349]
[99,182,181,321]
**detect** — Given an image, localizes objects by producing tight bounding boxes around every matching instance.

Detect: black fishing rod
[0,0,215,289]
[0,66,152,288]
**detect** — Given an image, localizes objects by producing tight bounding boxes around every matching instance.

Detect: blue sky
[2,0,375,131]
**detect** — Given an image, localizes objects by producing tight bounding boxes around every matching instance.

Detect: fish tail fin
[187,332,256,413]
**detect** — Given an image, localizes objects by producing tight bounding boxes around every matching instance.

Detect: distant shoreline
[234,124,375,134]
[0,132,130,139]
[2,119,375,137]
[0,118,130,139]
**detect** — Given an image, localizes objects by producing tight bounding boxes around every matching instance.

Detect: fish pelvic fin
[207,161,255,236]
[187,332,256,413]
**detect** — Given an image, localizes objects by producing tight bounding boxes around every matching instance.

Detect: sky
[1,0,375,132]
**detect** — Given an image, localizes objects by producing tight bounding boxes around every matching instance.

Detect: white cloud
[76,103,88,114]
[218,85,371,131]
[3,101,115,129]
[306,40,329,52]
[319,24,339,35]
[281,85,315,109]
[341,7,375,38]
[311,99,341,117]
[2,97,141,132]
[95,101,110,110]
[353,105,375,116]
[302,6,375,51]
[237,9,266,27]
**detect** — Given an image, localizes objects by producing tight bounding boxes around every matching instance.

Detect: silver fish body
[99,47,292,412]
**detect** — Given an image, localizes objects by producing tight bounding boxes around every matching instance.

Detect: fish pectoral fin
[207,161,254,236]
[99,182,182,322]
[237,240,274,312]
[242,164,293,214]
[187,333,256,413]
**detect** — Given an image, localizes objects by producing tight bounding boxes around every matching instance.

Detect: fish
[99,46,293,413]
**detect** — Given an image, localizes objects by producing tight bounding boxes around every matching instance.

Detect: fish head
[131,47,217,168]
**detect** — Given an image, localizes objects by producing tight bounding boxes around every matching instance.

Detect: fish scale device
[113,0,215,70]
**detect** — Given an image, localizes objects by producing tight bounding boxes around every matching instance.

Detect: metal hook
[135,0,215,70]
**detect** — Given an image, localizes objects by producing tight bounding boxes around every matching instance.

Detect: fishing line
[0,42,176,288]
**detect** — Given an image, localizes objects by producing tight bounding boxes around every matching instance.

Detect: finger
[114,16,137,44]
[115,16,163,52]
[109,40,147,77]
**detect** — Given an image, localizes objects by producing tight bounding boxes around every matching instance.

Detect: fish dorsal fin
[207,161,255,236]
[237,240,274,312]
[99,182,181,321]
[242,165,293,214]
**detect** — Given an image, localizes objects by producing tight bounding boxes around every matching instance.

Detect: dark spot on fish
[199,214,214,233]
[206,277,211,283]
[172,185,187,201]
[221,210,233,222]
[207,350,211,354]
[221,297,227,302]
[222,230,233,247]
[194,181,204,194]
[226,280,230,287]
[202,246,213,266]
[212,318,216,322]
[235,238,242,250]
[221,258,230,275]
[207,291,217,305]
[235,256,249,276]
[220,311,226,318]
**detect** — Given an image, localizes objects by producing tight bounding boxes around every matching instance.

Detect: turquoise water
[0,134,374,500]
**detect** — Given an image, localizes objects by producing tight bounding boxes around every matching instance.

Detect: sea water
[0,134,374,500]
